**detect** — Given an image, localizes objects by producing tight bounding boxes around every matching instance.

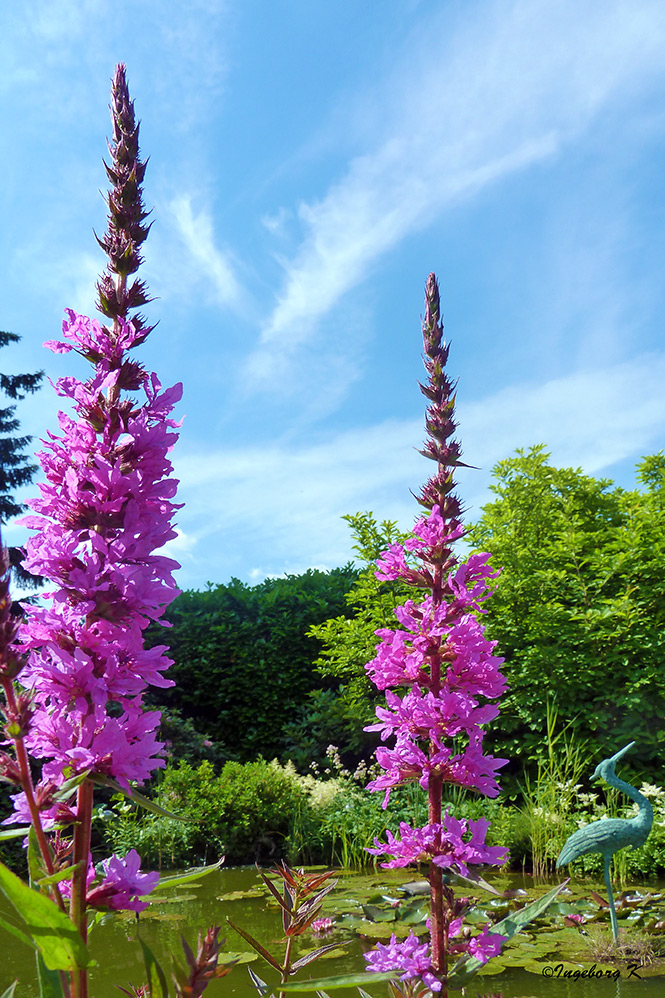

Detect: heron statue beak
[591,741,635,781]
[609,741,635,764]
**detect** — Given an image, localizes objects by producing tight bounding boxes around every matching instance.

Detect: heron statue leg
[603,854,619,941]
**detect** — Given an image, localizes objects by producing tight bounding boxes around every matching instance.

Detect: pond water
[1,866,664,997]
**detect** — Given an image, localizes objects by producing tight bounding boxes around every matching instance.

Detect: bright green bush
[102,758,308,867]
[468,446,665,788]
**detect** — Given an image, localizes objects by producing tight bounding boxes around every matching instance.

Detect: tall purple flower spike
[363,275,508,991]
[8,67,182,923]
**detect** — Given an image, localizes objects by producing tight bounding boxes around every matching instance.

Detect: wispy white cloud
[166,195,242,307]
[261,206,294,238]
[457,352,665,498]
[174,349,665,585]
[251,0,665,380]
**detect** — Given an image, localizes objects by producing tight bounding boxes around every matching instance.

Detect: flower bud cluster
[95,64,153,343]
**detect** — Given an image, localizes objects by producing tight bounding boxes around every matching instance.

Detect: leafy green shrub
[100,742,665,879]
[467,446,665,789]
[102,758,308,867]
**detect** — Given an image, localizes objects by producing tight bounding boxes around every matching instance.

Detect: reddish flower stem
[0,677,67,912]
[428,561,448,993]
[70,779,94,998]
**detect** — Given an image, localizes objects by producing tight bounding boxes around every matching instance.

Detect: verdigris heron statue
[556,741,653,940]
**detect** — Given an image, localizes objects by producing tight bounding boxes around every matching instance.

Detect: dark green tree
[467,445,665,784]
[0,329,43,590]
[146,565,358,764]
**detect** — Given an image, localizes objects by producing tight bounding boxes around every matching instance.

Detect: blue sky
[2,0,665,592]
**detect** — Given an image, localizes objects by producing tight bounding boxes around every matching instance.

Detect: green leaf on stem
[151,858,225,893]
[28,825,52,886]
[247,966,271,996]
[446,878,571,990]
[448,868,501,896]
[259,868,291,912]
[0,826,31,840]
[0,858,93,971]
[90,775,189,820]
[139,938,170,998]
[36,952,65,998]
[226,918,283,972]
[0,911,36,950]
[36,863,84,888]
[289,945,346,972]
[277,972,396,991]
[53,770,91,802]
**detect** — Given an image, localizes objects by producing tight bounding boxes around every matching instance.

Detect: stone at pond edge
[400,880,429,895]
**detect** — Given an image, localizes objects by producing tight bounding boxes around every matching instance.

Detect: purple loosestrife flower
[10,64,181,818]
[89,849,160,912]
[365,920,506,989]
[365,932,440,992]
[57,848,158,913]
[366,816,507,875]
[466,926,506,964]
[4,72,182,960]
[363,275,508,991]
[12,317,181,799]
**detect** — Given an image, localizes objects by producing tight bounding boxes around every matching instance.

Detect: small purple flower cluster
[363,275,509,990]
[366,920,505,992]
[64,849,160,913]
[366,814,504,877]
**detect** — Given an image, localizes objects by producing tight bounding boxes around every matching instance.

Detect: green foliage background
[467,445,665,785]
[291,446,665,788]
[139,446,665,791]
[145,566,358,764]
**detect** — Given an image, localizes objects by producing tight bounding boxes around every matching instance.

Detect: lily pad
[218,951,258,965]
[476,959,507,976]
[218,889,265,901]
[400,880,429,896]
[149,894,199,904]
[400,905,428,926]
[358,922,418,941]
[138,911,185,922]
[361,904,397,923]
